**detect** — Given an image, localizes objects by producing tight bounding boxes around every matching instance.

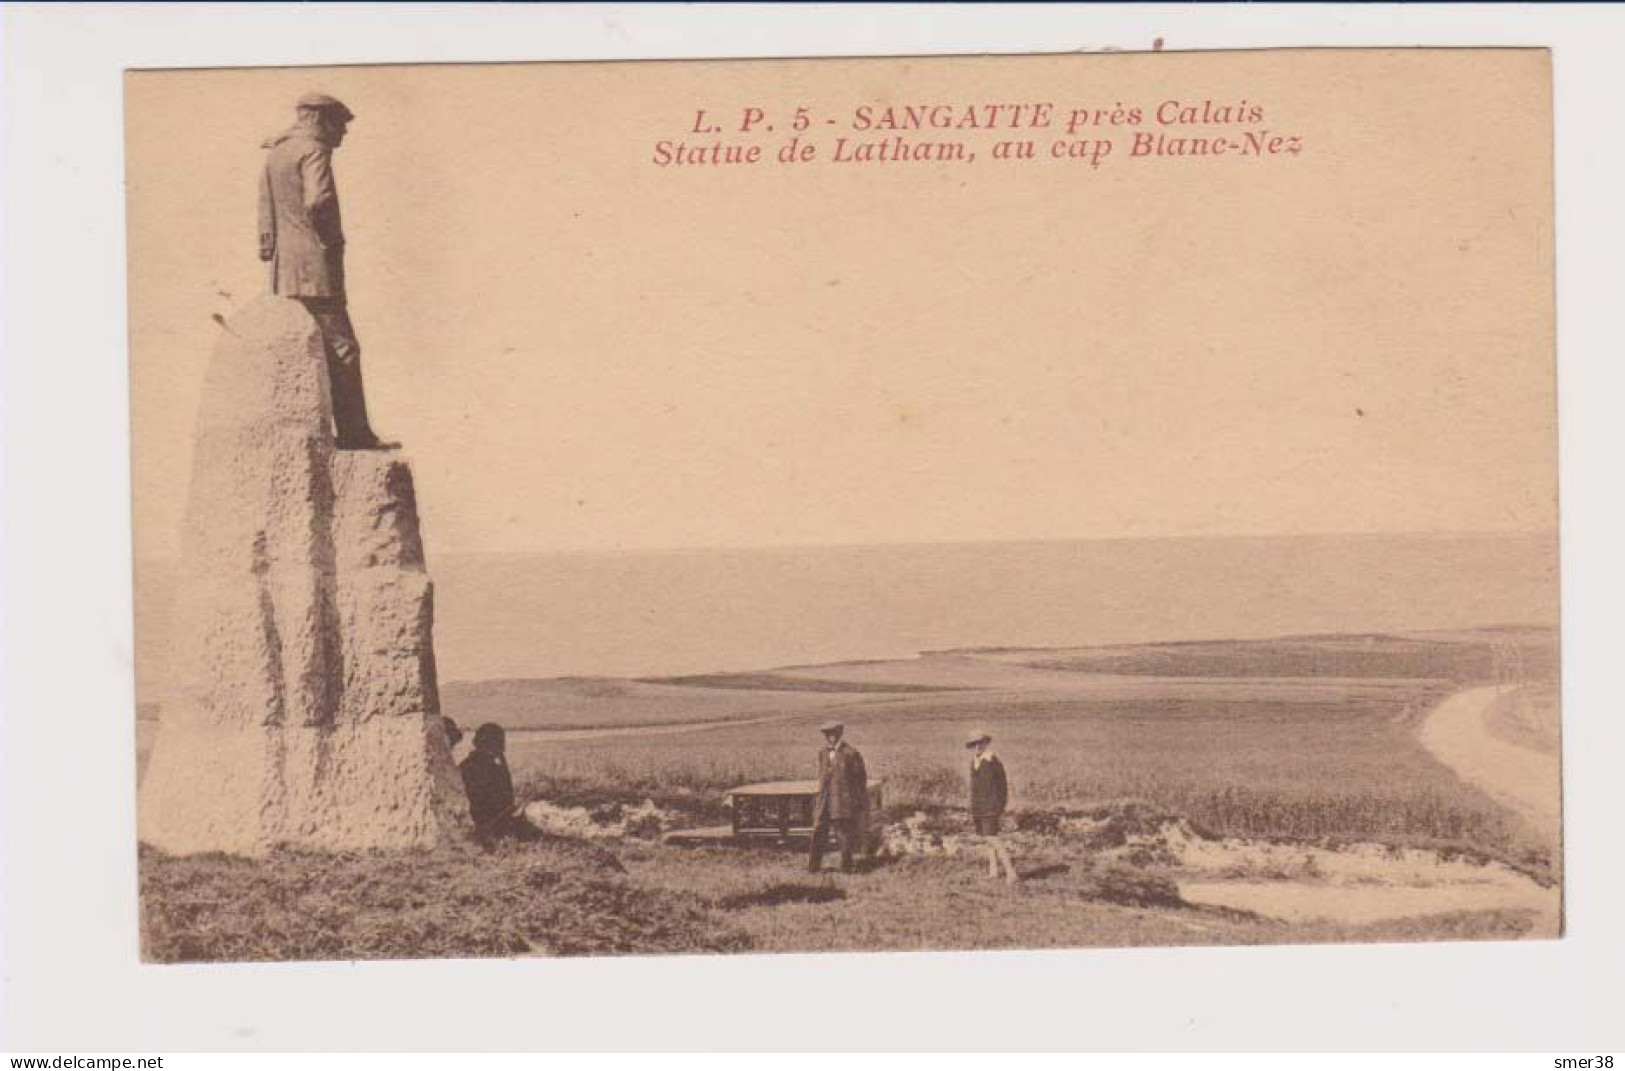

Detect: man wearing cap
[259,92,386,449]
[967,730,1018,883]
[809,720,869,873]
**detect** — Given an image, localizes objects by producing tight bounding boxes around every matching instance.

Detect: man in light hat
[258,92,387,449]
[967,730,1018,883]
[809,720,869,873]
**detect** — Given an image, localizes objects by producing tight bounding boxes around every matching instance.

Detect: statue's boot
[329,349,396,450]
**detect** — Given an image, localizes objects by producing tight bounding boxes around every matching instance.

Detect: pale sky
[126,50,1556,557]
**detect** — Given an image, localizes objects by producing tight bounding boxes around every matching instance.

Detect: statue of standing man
[258,92,387,450]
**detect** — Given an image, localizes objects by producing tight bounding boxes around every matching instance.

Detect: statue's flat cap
[297,92,355,120]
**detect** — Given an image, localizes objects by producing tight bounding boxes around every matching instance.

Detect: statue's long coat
[259,127,347,298]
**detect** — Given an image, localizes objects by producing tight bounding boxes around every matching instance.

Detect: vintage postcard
[126,47,1559,963]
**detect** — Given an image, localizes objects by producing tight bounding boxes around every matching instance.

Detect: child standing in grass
[967,730,1018,884]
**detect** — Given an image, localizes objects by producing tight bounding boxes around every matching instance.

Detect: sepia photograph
[121,47,1563,965]
[19,0,1625,1054]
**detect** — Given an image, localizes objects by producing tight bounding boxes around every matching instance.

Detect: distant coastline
[133,530,1558,694]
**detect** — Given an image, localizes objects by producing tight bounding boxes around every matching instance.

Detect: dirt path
[1183,685,1562,933]
[1420,684,1561,845]
[1180,877,1557,928]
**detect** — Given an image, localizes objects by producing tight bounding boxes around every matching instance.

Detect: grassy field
[139,838,746,962]
[140,803,1544,963]
[440,676,851,731]
[140,631,1558,864]
[511,690,1548,874]
[993,628,1557,680]
[497,631,1558,874]
[138,628,1561,961]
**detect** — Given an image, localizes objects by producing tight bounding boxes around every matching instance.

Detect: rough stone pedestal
[138,297,465,855]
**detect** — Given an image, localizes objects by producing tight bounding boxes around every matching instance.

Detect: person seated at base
[459,722,542,846]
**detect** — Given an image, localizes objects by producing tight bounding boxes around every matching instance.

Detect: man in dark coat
[459,722,540,846]
[967,730,1017,883]
[258,92,385,449]
[809,720,869,873]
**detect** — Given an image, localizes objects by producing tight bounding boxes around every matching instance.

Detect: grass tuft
[714,882,846,910]
[138,840,747,963]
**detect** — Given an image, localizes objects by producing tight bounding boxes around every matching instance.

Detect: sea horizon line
[133,525,1560,566]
